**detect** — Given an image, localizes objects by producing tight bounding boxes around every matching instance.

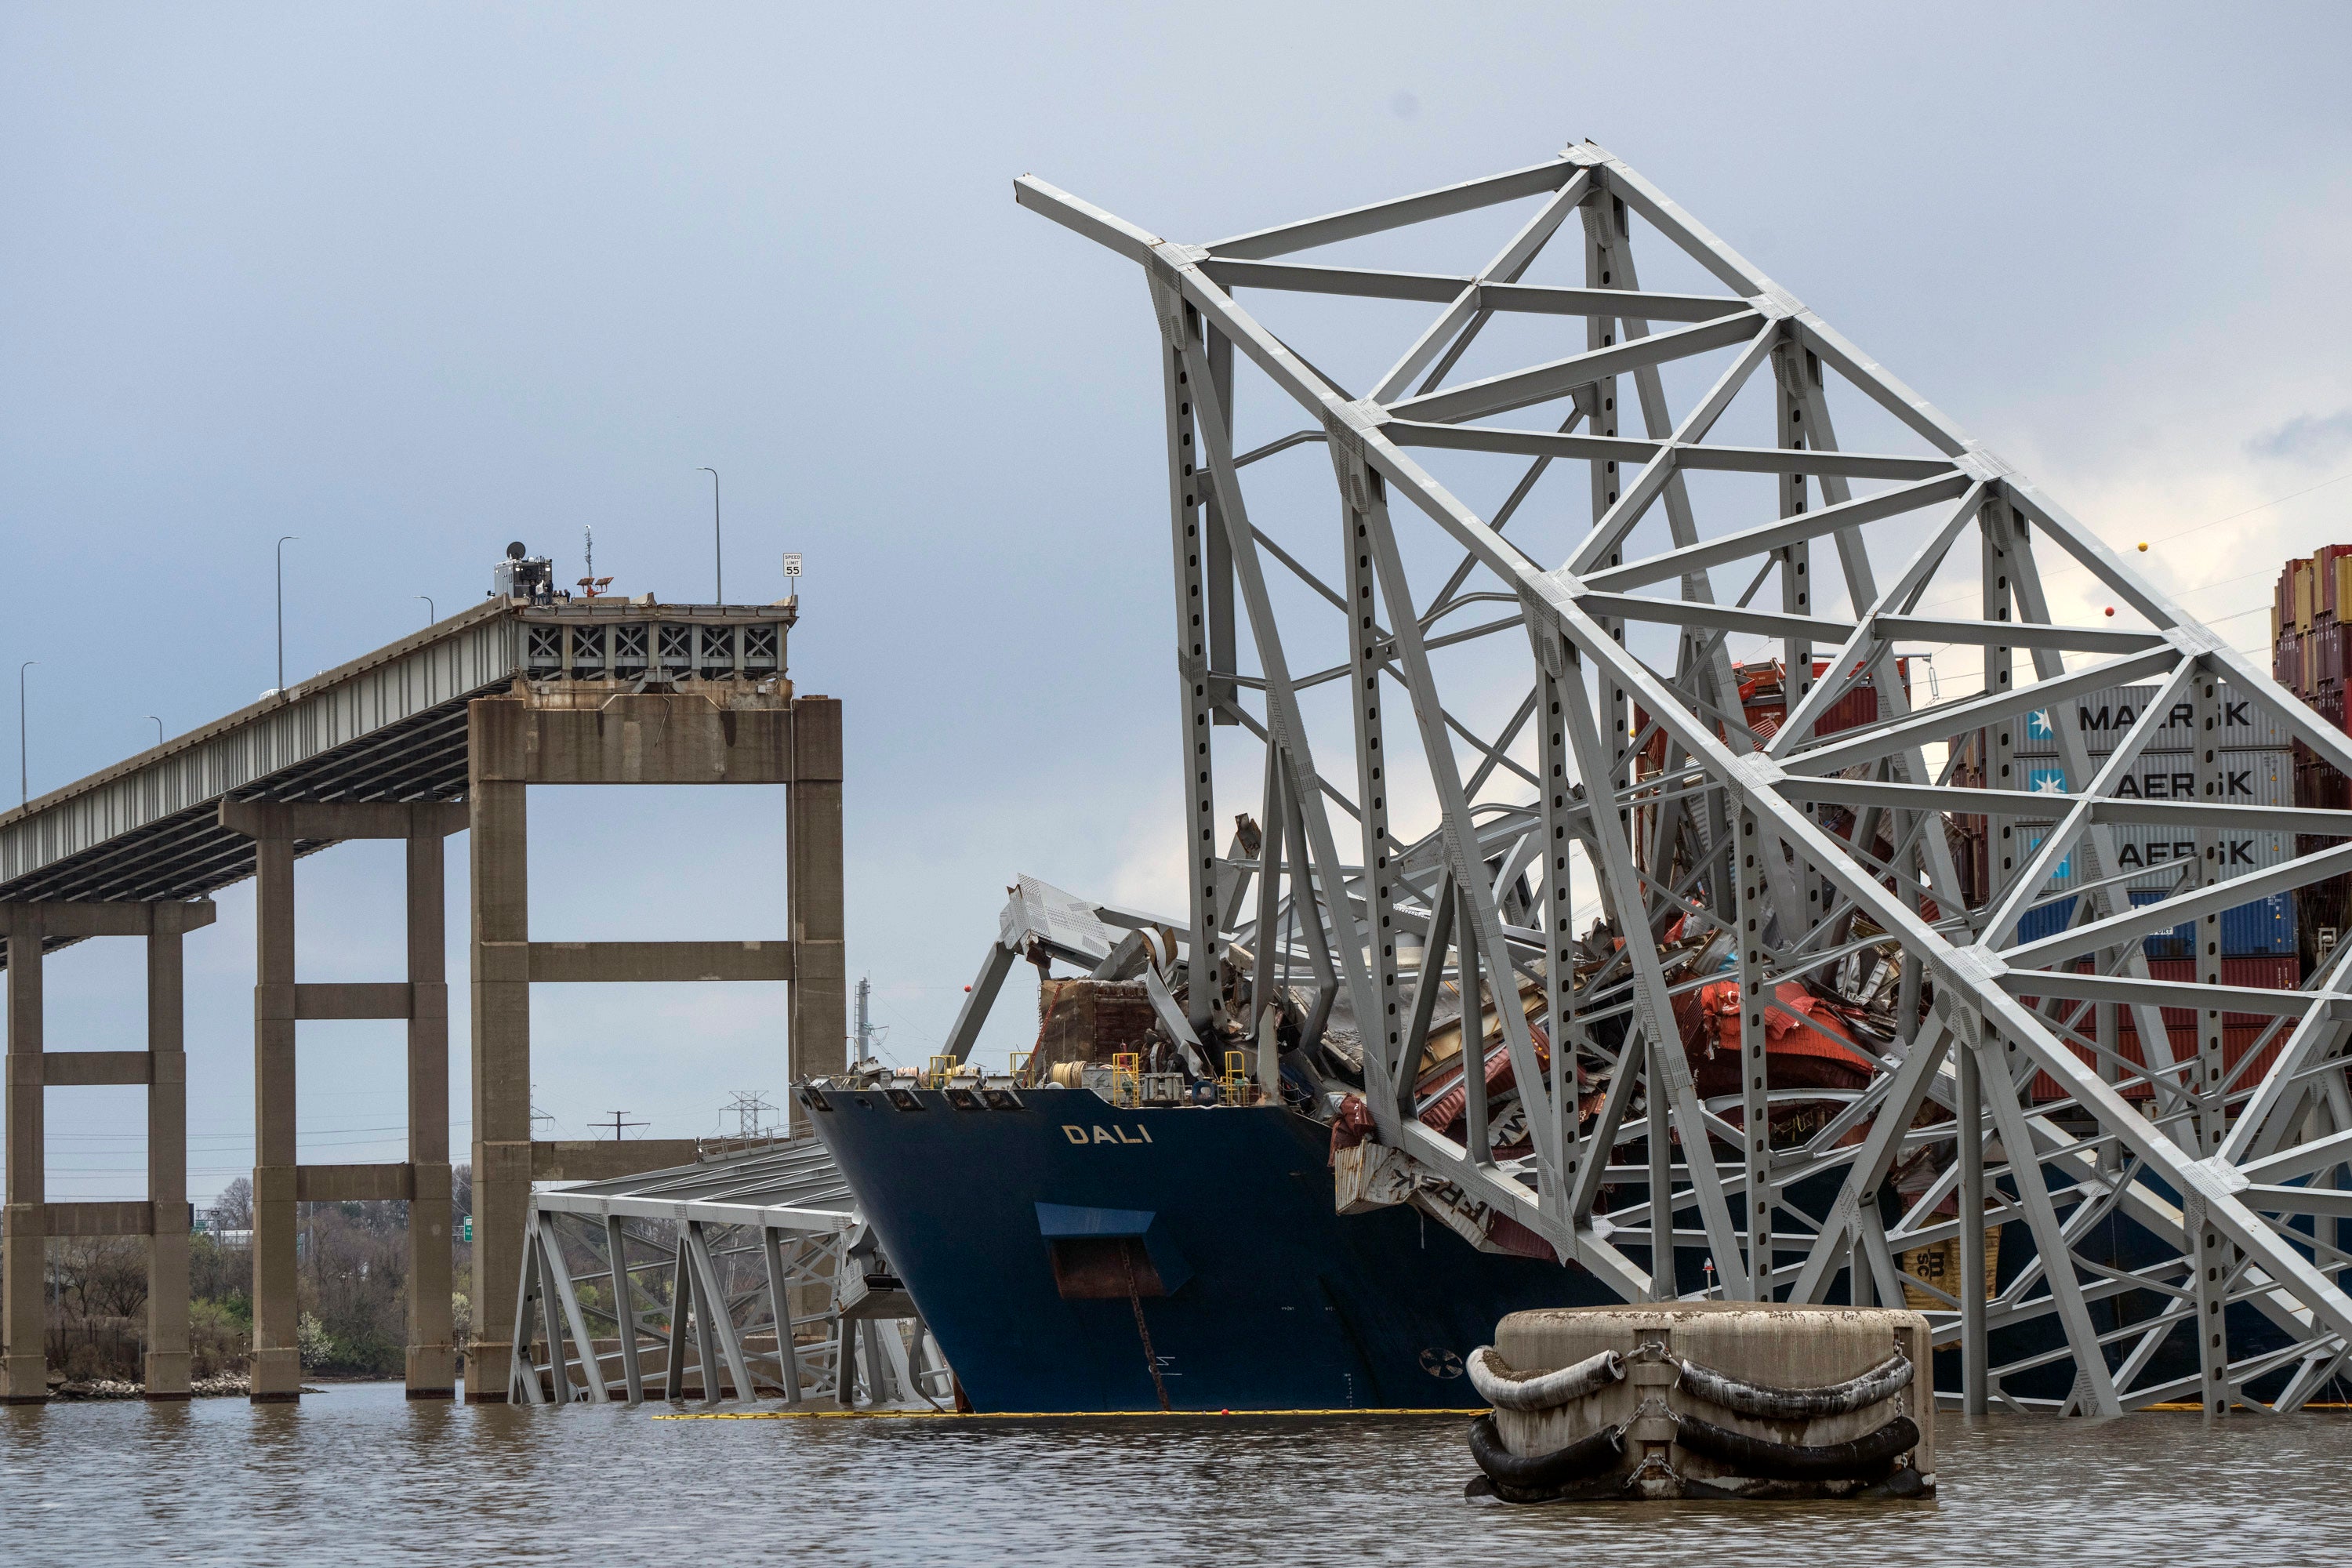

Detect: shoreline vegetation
[17,1168,475,1388]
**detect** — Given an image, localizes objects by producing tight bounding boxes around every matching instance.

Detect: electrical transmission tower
[720,1091,780,1142]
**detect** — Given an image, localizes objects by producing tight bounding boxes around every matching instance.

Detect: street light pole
[17,661,36,805]
[416,594,435,628]
[275,535,299,695]
[143,715,163,750]
[698,467,722,604]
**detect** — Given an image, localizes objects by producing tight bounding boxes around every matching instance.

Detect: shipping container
[2129,889,2296,958]
[2277,549,2352,970]
[2028,1023,2287,1104]
[2004,748,2289,807]
[2312,621,2349,695]
[2305,684,2347,739]
[2015,955,2303,1036]
[1632,655,1907,771]
[2005,822,2290,895]
[2272,550,2352,635]
[2014,682,2292,757]
[2013,891,2295,956]
[2294,749,2350,810]
[2118,954,2303,1032]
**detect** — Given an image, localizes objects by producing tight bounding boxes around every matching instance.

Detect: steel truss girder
[509,1142,950,1410]
[1022,141,2352,1414]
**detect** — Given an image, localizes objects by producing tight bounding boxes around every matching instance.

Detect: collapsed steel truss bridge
[1007,143,2352,1416]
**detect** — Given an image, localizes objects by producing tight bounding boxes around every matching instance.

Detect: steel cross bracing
[509,1137,950,1409]
[1015,143,2352,1415]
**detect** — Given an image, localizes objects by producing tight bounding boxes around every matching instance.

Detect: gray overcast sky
[5,2,2350,1201]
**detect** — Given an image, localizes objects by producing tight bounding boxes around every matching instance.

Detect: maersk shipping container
[2002,748,2288,808]
[2014,888,2295,956]
[2006,821,2296,955]
[2005,822,2288,895]
[2013,682,2292,757]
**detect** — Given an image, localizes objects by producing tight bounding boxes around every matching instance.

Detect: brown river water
[6,1384,2350,1565]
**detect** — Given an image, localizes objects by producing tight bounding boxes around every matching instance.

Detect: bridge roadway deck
[0,593,826,1405]
[0,596,792,931]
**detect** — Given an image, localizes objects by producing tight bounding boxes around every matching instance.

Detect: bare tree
[211,1176,254,1232]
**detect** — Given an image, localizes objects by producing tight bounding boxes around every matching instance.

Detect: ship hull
[811,1087,1613,1413]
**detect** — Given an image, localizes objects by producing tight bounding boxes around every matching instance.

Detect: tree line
[28,1167,475,1385]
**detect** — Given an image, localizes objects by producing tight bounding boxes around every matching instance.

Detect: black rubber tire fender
[1676,1349,1913,1421]
[1671,1410,1919,1482]
[1466,1412,1625,1491]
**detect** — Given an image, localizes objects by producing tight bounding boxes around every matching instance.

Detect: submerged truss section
[1009,143,2352,1415]
[508,1138,949,1409]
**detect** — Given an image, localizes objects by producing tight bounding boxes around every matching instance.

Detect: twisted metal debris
[993,142,2352,1415]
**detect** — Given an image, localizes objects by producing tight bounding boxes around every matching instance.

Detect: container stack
[2012,684,2292,953]
[2272,545,2352,724]
[1632,656,1905,772]
[2276,550,2352,965]
[1733,656,1910,746]
[2013,681,2299,1099]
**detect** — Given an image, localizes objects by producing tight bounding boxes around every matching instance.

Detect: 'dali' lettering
[1061,1123,1155,1145]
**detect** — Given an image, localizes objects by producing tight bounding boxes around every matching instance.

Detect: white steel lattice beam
[1014,141,2352,1414]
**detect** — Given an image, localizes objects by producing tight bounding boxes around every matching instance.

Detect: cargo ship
[808,626,2335,1414]
[807,1083,1613,1413]
[802,923,1905,1414]
[804,728,1907,1414]
[794,664,1889,1416]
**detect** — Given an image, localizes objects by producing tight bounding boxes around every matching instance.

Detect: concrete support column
[405,816,456,1398]
[468,771,529,1401]
[250,831,302,1402]
[463,684,838,1395]
[145,927,191,1399]
[789,697,848,1113]
[3,909,47,1404]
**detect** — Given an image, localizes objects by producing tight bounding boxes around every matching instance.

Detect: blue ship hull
[810,1087,1613,1413]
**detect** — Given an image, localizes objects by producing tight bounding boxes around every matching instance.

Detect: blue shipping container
[2127,889,2295,958]
[2013,891,2294,956]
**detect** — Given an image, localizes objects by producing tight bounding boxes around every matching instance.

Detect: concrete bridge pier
[220,800,467,1403]
[2,898,217,1403]
[463,684,844,1402]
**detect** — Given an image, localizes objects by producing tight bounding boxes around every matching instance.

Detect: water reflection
[3,1385,2348,1565]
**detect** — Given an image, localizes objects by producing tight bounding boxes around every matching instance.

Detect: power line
[1890,469,2352,624]
[2137,466,2352,546]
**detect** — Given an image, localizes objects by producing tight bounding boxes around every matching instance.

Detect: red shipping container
[2020,954,2300,1102]
[1808,658,1909,738]
[1629,657,1907,771]
[2319,684,2350,739]
[2020,956,2300,1038]
[2321,543,2352,622]
[2295,753,2349,811]
[2029,1023,2283,1103]
[2313,622,2348,692]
